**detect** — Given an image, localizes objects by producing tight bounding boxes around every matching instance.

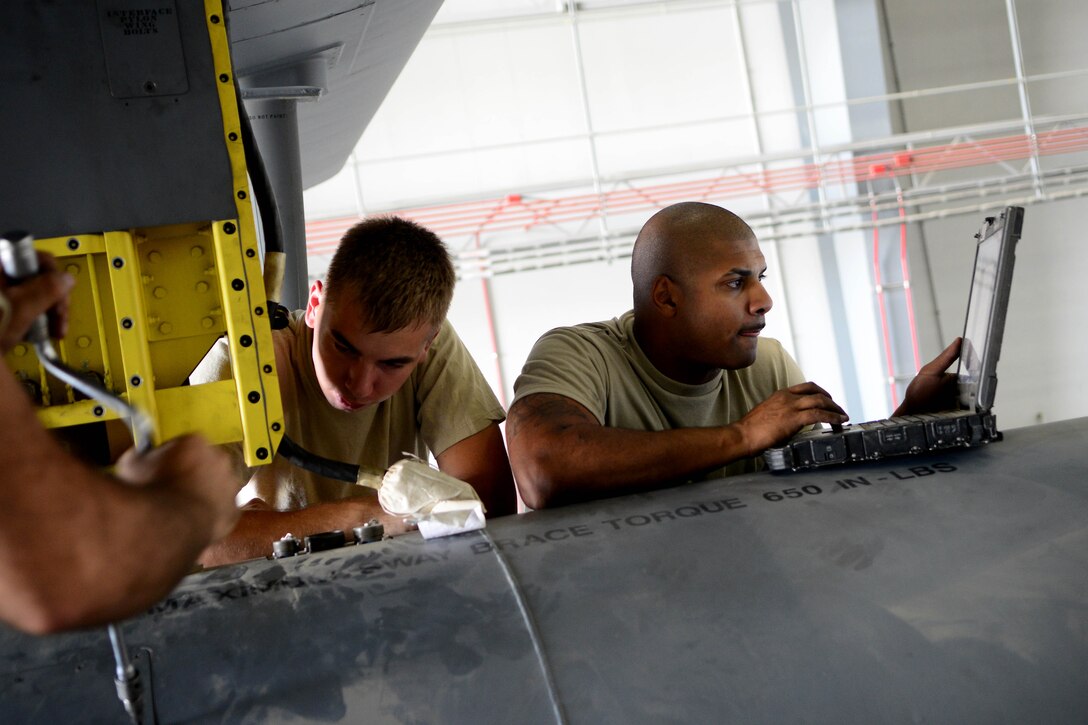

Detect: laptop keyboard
[763,411,1001,472]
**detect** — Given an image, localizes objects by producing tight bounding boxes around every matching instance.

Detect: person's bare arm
[202,422,517,566]
[508,384,848,509]
[435,422,517,517]
[198,494,411,568]
[0,370,240,634]
[0,255,240,633]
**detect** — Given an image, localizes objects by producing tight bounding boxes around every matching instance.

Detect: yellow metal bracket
[3,0,284,466]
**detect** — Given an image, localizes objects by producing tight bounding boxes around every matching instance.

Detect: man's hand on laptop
[736,382,849,455]
[894,338,962,417]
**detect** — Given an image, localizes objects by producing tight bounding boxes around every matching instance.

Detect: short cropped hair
[325,216,455,333]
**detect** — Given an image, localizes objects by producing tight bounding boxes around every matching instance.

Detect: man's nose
[345,363,377,399]
[751,280,773,315]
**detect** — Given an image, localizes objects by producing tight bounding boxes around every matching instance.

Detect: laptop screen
[957,207,1023,411]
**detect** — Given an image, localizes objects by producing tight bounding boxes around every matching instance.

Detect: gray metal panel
[0,0,236,237]
[1,418,1086,723]
[226,0,443,189]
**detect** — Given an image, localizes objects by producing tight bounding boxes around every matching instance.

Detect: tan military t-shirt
[190,312,505,510]
[512,310,805,479]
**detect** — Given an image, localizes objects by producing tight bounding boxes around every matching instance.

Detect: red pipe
[872,200,900,410]
[896,184,922,372]
[474,234,507,409]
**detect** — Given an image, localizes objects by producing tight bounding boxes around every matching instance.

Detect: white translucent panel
[796,0,846,105]
[576,7,743,134]
[755,108,803,156]
[811,107,852,148]
[486,257,636,401]
[593,118,758,178]
[1028,75,1088,119]
[433,0,559,26]
[355,138,593,209]
[831,230,887,422]
[1014,0,1088,76]
[882,0,1017,91]
[737,2,802,154]
[302,165,360,220]
[357,23,584,161]
[447,277,508,405]
[795,0,852,147]
[775,234,844,404]
[899,86,1022,135]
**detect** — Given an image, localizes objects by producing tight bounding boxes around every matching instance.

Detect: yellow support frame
[4,0,283,466]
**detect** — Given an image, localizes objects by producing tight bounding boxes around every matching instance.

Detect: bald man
[507,202,958,509]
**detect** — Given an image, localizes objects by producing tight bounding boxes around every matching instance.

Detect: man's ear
[418,326,440,360]
[303,280,325,329]
[651,275,680,317]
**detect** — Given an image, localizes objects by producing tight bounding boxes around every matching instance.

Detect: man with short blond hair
[193,216,515,565]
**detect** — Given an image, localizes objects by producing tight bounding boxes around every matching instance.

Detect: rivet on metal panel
[271,422,281,432]
[263,365,273,374]
[93,406,104,417]
[195,281,210,293]
[201,317,214,329]
[254,306,264,316]
[67,238,79,251]
[239,335,252,347]
[147,251,162,264]
[228,132,238,142]
[13,344,27,357]
[237,190,247,200]
[231,279,245,291]
[152,287,167,299]
[223,222,236,235]
[76,337,91,349]
[210,14,220,24]
[218,73,229,83]
[158,322,173,335]
[247,391,261,404]
[121,318,133,330]
[190,246,205,258]
[130,376,142,387]
[245,249,255,258]
[65,264,80,276]
[112,257,125,269]
[256,448,268,460]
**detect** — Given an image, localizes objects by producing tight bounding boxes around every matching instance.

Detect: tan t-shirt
[512,310,805,479]
[190,312,505,510]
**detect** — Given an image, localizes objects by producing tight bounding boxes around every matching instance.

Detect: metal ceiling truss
[306,115,1088,279]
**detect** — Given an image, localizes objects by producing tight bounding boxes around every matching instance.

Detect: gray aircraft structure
[1,417,1085,723]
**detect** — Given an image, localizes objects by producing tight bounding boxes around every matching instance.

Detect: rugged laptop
[763,206,1024,472]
